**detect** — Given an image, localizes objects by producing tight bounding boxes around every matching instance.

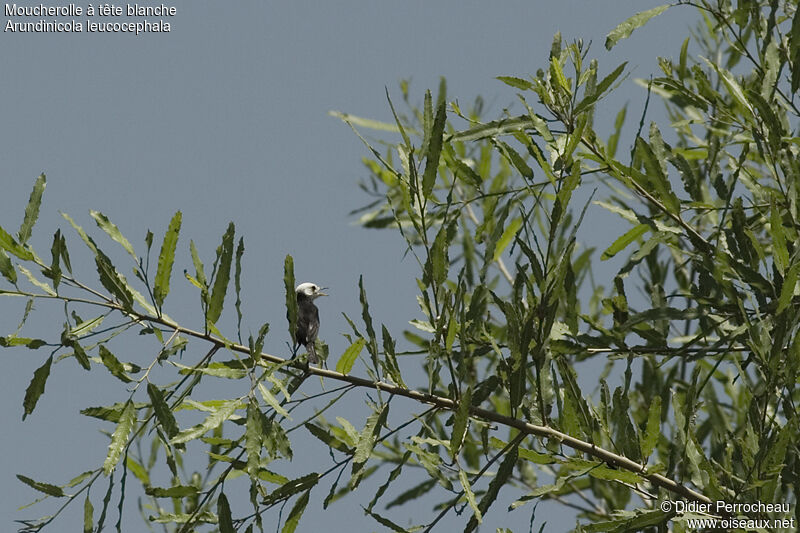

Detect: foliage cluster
[2,1,799,531]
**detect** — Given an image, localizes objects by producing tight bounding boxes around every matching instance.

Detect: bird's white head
[295,282,328,299]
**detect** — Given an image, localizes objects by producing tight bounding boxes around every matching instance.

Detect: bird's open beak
[319,287,329,296]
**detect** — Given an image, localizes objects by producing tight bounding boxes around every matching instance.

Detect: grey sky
[2,2,695,530]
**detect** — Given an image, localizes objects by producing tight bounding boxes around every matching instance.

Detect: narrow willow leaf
[84,493,94,533]
[171,400,239,444]
[492,217,523,262]
[327,111,401,133]
[448,115,533,143]
[422,78,447,198]
[218,492,235,533]
[336,337,366,375]
[459,469,481,524]
[284,255,298,346]
[364,508,407,532]
[94,250,134,310]
[103,401,135,475]
[281,490,310,533]
[450,387,472,458]
[601,224,649,260]
[777,262,800,314]
[16,474,64,497]
[81,402,147,423]
[98,345,132,383]
[429,223,451,288]
[381,325,405,387]
[234,237,245,341]
[207,222,235,325]
[70,315,105,338]
[496,76,534,90]
[641,396,662,458]
[154,211,182,309]
[125,456,149,486]
[262,473,319,506]
[0,335,46,349]
[18,173,46,245]
[305,423,351,453]
[90,211,137,260]
[769,202,789,274]
[0,249,16,284]
[71,340,91,370]
[605,5,669,50]
[258,382,291,420]
[496,140,533,180]
[351,404,388,488]
[22,355,52,420]
[18,265,55,296]
[145,485,200,498]
[465,445,518,532]
[245,399,263,475]
[147,383,179,439]
[0,224,34,260]
[575,62,627,115]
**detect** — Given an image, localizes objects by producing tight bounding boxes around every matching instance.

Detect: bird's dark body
[296,293,320,363]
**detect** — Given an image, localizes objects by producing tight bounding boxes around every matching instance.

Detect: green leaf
[0,224,34,260]
[465,445,518,532]
[305,423,352,453]
[207,222,235,325]
[147,383,179,440]
[422,78,447,198]
[777,262,800,314]
[284,255,298,346]
[336,337,366,374]
[281,490,310,533]
[448,115,534,143]
[94,249,134,310]
[641,396,662,458]
[234,237,245,341]
[217,492,235,533]
[601,224,649,260]
[262,473,319,506]
[18,264,56,296]
[246,399,264,476]
[450,386,472,458]
[145,485,200,498]
[496,76,534,90]
[90,211,136,260]
[769,201,789,274]
[98,345,132,383]
[492,216,523,262]
[18,173,46,245]
[459,469,481,524]
[351,404,388,488]
[22,355,52,420]
[258,382,291,420]
[605,5,670,50]
[0,249,16,284]
[575,62,628,115]
[171,400,239,444]
[103,400,135,475]
[16,474,64,497]
[84,493,94,533]
[70,315,105,338]
[153,211,182,310]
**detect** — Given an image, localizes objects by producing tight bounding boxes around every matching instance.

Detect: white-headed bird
[295,282,327,364]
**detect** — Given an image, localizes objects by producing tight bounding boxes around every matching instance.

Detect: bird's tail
[307,343,318,364]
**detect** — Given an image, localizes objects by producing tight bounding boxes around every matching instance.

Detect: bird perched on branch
[295,282,327,364]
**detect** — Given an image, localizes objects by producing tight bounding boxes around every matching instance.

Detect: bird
[295,282,327,364]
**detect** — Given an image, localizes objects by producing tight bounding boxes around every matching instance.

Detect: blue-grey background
[1,2,695,531]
